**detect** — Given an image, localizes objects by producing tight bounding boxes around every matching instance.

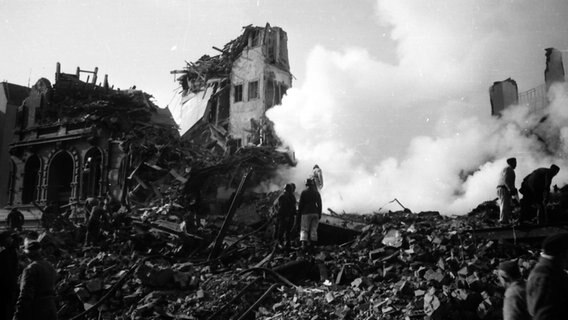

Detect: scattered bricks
[424,269,444,282]
[85,278,103,293]
[325,292,335,303]
[368,248,384,261]
[350,278,363,288]
[74,286,90,301]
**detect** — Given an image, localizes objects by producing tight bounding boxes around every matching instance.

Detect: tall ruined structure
[6,63,177,208]
[169,24,292,152]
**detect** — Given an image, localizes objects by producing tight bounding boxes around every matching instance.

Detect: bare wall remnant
[489,78,518,117]
[545,47,565,90]
[169,24,292,152]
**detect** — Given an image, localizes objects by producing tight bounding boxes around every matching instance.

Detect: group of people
[0,232,58,320]
[497,232,568,319]
[273,164,323,251]
[497,157,560,225]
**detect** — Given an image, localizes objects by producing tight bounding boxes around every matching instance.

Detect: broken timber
[466,222,568,241]
[208,168,253,260]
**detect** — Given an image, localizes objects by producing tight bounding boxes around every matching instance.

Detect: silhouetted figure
[497,259,530,320]
[519,164,560,224]
[274,184,297,249]
[497,158,518,224]
[298,179,322,251]
[526,232,568,319]
[0,232,19,320]
[6,208,25,231]
[85,199,108,246]
[41,202,60,230]
[13,241,58,320]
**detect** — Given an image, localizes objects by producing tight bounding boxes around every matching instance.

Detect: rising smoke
[266,0,568,215]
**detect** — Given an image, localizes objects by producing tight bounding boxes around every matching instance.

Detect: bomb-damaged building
[5,63,178,212]
[169,23,292,152]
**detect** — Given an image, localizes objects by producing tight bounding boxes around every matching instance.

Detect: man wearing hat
[526,232,568,319]
[274,183,297,250]
[0,231,19,320]
[497,259,530,320]
[496,158,518,224]
[298,178,322,251]
[519,164,560,224]
[13,240,58,320]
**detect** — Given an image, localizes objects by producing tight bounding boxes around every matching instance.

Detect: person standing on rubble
[497,259,530,320]
[274,183,297,250]
[6,208,25,232]
[311,165,324,191]
[526,232,568,319]
[298,178,322,251]
[519,164,560,225]
[497,158,518,224]
[13,241,58,320]
[84,199,108,246]
[0,232,19,320]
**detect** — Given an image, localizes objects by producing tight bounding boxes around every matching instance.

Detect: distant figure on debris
[13,241,58,320]
[519,164,560,225]
[497,158,518,224]
[85,199,108,246]
[274,183,297,250]
[0,231,19,320]
[6,208,25,231]
[526,232,568,319]
[298,179,322,251]
[311,165,324,190]
[41,202,60,230]
[497,259,530,320]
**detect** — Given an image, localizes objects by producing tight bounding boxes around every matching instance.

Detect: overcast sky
[3,0,568,214]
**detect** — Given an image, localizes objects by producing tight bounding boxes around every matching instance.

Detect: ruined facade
[169,24,292,152]
[491,48,566,115]
[0,82,30,206]
[5,63,177,209]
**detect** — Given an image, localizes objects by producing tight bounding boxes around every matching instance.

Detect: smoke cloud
[266,0,568,215]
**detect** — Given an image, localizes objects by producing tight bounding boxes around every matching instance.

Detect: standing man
[0,232,19,320]
[311,165,324,191]
[519,164,560,224]
[497,260,530,320]
[13,241,59,320]
[526,232,568,319]
[274,183,297,250]
[497,158,518,224]
[298,179,322,251]
[6,208,25,231]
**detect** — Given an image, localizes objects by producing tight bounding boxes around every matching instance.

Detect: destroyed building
[490,47,567,116]
[0,82,30,207]
[5,63,177,210]
[169,24,292,153]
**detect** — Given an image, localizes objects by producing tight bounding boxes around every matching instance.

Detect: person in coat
[274,183,297,249]
[519,164,560,224]
[497,158,518,224]
[6,209,25,232]
[13,241,59,320]
[526,232,568,319]
[0,232,19,320]
[497,259,530,320]
[298,179,322,251]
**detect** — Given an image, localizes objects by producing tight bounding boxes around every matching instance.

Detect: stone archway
[81,147,103,199]
[22,154,41,204]
[47,151,74,205]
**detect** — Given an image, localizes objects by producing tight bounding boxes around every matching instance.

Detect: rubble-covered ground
[28,197,550,320]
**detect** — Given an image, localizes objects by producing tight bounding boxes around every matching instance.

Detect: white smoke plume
[266,0,568,215]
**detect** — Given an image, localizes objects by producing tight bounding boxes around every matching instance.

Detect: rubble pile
[41,205,544,320]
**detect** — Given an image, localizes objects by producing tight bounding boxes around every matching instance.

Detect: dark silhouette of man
[526,232,568,319]
[519,164,560,224]
[0,231,19,320]
[13,240,58,320]
[6,208,25,231]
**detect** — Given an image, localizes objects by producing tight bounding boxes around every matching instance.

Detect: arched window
[22,155,41,204]
[82,148,102,199]
[47,151,74,205]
